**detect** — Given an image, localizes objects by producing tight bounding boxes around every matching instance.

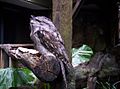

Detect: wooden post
[52,0,72,62]
[52,1,75,89]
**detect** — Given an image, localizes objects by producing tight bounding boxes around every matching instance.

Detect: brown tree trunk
[52,0,75,89]
[52,0,72,61]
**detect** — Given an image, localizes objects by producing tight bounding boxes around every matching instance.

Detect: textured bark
[0,44,60,82]
[52,0,72,61]
[1,44,75,89]
[75,51,120,89]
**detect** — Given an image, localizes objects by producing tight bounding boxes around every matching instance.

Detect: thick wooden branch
[0,44,60,82]
[75,51,120,88]
[1,44,75,89]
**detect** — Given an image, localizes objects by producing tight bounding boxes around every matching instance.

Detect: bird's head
[30,15,56,33]
[30,15,50,24]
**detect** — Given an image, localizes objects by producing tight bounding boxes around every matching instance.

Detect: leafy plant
[72,44,93,67]
[0,68,37,89]
[0,68,51,89]
[96,81,120,89]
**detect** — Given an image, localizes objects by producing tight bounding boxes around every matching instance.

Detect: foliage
[72,44,93,67]
[0,68,37,89]
[0,67,51,89]
[96,80,120,89]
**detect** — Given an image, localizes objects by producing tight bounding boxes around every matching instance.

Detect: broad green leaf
[72,44,93,67]
[0,68,37,89]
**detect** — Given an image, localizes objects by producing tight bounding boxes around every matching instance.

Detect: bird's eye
[30,20,34,24]
[36,19,41,23]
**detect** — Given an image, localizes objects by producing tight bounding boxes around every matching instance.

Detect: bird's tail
[59,60,68,89]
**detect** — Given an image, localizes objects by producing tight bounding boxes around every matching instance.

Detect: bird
[30,15,72,88]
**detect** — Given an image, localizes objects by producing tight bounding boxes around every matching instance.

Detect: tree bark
[1,44,75,89]
[52,0,72,61]
[0,44,60,82]
[75,51,120,88]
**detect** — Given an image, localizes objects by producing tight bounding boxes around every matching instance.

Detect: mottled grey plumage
[30,15,70,88]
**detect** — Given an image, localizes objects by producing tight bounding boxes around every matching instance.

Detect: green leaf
[0,68,37,89]
[72,44,93,67]
[0,68,13,88]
